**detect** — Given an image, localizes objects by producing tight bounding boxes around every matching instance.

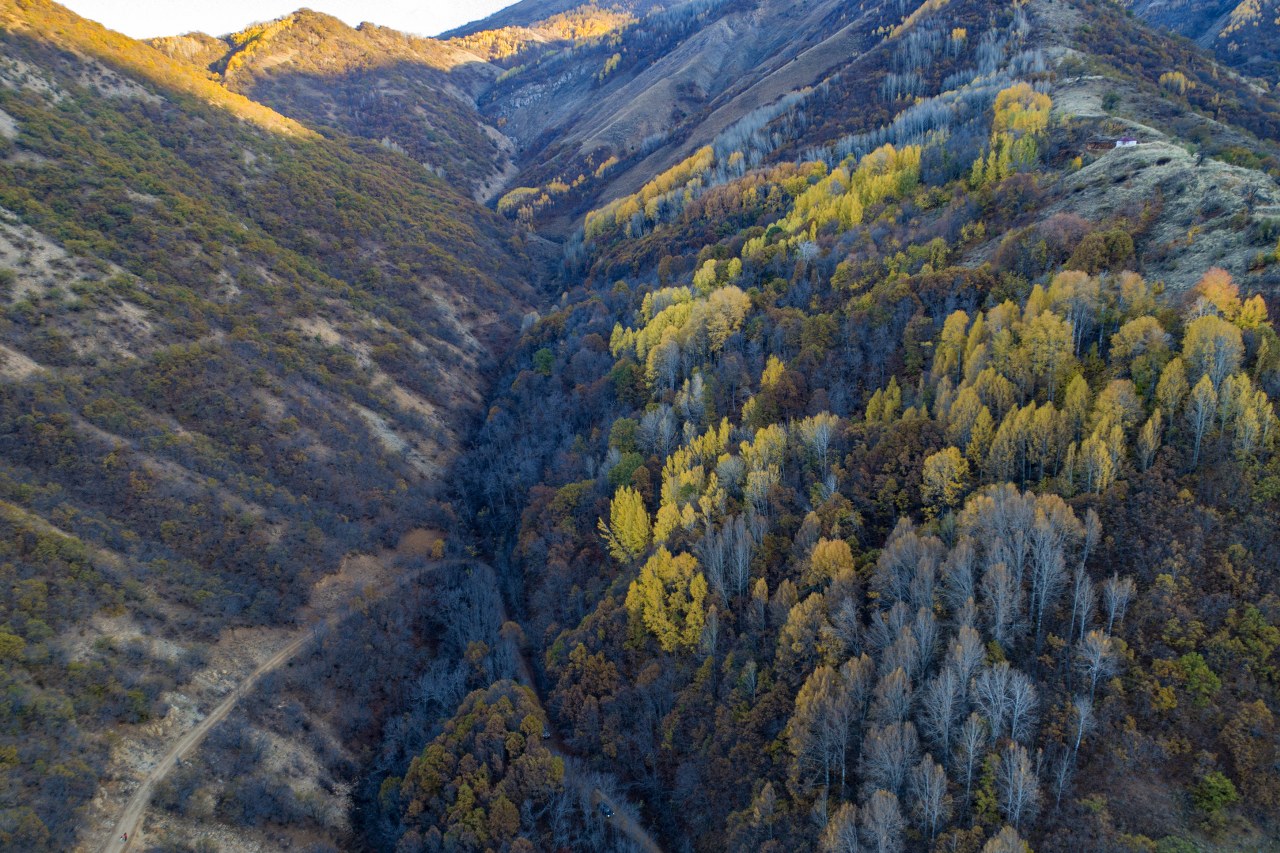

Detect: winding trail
[100,557,663,853]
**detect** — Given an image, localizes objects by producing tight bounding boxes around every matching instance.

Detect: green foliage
[1154,838,1198,853]
[1158,652,1222,707]
[1066,230,1135,274]
[1191,771,1238,823]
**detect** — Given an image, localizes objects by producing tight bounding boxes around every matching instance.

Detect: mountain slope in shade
[1124,0,1280,79]
[1215,0,1280,78]
[1121,0,1237,39]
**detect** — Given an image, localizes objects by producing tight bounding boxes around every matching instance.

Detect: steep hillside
[1124,0,1280,80]
[400,0,1280,851]
[481,0,1280,241]
[483,0,912,232]
[0,1,533,848]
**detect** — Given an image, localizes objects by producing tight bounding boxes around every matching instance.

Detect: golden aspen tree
[625,547,707,652]
[922,447,971,517]
[1138,409,1162,471]
[598,485,651,564]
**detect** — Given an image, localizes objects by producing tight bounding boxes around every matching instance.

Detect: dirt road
[100,556,451,853]
[99,557,663,853]
[102,630,310,853]
[508,612,663,853]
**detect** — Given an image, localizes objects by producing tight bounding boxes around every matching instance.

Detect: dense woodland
[441,133,1280,853]
[1,0,1280,851]
[409,6,1279,848]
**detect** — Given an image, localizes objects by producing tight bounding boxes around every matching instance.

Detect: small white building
[1115,137,1139,148]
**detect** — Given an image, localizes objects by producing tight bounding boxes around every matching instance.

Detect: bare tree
[1007,670,1038,745]
[913,607,941,675]
[728,514,753,596]
[871,667,914,725]
[995,742,1040,829]
[965,485,1035,585]
[798,412,840,472]
[841,653,877,740]
[1080,509,1101,568]
[1102,573,1135,634]
[942,537,977,614]
[861,722,920,798]
[791,665,856,794]
[909,555,939,613]
[1067,566,1095,646]
[638,405,676,457]
[861,789,905,853]
[1049,747,1074,813]
[910,754,952,840]
[921,667,964,756]
[1188,374,1217,467]
[697,527,728,600]
[868,601,914,656]
[955,713,987,804]
[883,627,922,684]
[954,595,979,631]
[831,595,863,655]
[973,662,1014,742]
[980,562,1023,648]
[872,520,944,605]
[1029,502,1075,652]
[945,623,984,685]
[1070,694,1094,760]
[1078,630,1117,700]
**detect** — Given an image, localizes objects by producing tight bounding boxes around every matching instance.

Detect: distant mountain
[441,0,678,38]
[149,10,509,196]
[1124,0,1280,79]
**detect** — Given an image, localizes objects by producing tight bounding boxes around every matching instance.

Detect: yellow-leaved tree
[922,446,971,516]
[598,485,651,565]
[625,548,707,652]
